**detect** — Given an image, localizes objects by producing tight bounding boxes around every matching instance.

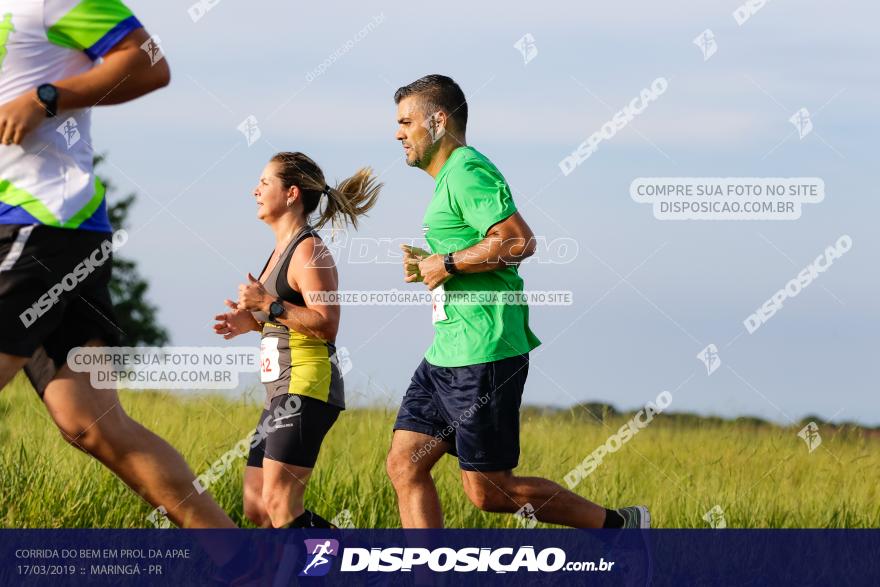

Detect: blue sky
[92,1,878,424]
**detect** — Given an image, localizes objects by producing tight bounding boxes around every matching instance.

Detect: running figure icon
[301,540,336,576]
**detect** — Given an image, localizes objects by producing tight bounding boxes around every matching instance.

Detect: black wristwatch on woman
[268,298,285,321]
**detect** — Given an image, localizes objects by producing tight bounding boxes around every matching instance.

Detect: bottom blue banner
[1,529,877,585]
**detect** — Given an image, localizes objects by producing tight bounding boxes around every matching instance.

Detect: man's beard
[407,138,441,169]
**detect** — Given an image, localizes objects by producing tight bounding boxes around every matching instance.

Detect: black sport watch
[268,298,285,321]
[443,252,459,275]
[36,83,59,118]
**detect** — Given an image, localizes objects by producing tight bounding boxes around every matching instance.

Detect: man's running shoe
[618,505,651,528]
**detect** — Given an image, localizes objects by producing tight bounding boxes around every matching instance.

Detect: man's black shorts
[246,394,341,469]
[0,224,121,394]
[393,354,530,472]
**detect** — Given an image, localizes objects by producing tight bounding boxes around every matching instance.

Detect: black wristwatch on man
[443,252,459,275]
[36,83,59,118]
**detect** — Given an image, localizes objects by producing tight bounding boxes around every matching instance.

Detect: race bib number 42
[260,336,281,382]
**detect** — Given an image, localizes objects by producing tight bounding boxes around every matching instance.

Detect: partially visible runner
[0,0,234,527]
[213,152,381,528]
[386,74,651,529]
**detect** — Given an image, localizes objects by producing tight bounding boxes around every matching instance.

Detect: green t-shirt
[422,146,541,367]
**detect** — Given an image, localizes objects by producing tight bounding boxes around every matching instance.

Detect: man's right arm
[0,1,169,145]
[55,27,170,111]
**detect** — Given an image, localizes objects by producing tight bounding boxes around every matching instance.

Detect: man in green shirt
[386,74,650,529]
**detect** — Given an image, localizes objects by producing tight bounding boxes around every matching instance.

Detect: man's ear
[425,110,447,142]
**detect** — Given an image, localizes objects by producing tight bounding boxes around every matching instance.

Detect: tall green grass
[1,372,877,528]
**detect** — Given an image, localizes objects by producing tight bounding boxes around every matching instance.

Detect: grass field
[1,372,878,528]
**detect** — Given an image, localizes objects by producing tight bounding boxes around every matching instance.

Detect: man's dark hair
[394,74,467,131]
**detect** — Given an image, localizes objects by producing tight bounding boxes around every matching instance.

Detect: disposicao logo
[300,539,339,577]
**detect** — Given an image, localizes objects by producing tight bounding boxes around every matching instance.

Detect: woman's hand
[237,273,271,312]
[213,299,260,339]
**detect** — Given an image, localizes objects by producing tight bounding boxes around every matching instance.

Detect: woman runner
[213,152,380,528]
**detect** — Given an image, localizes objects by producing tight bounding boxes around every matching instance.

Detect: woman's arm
[237,237,340,342]
[213,299,261,339]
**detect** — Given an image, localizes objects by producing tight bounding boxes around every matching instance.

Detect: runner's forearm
[269,301,338,342]
[448,233,535,274]
[55,29,170,111]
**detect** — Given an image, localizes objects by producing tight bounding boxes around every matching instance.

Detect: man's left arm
[418,160,537,289]
[419,212,537,289]
[452,210,536,270]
